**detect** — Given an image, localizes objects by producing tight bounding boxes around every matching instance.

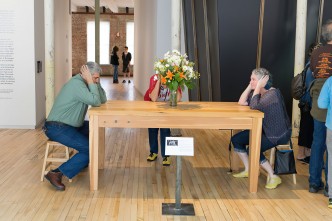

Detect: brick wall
[72,13,134,75]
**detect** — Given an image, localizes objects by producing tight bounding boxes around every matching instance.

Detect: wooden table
[88,100,264,192]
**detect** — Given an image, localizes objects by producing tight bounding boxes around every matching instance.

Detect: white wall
[0,0,45,129]
[133,0,157,95]
[54,0,72,96]
[35,0,46,127]
[134,0,187,99]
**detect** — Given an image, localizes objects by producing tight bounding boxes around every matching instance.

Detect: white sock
[237,152,249,172]
[260,161,277,178]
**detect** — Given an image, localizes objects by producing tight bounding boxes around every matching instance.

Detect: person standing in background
[297,42,322,164]
[308,19,332,196]
[318,75,332,208]
[122,46,132,83]
[111,46,119,84]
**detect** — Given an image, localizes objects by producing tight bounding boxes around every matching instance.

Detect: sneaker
[122,80,126,83]
[309,184,324,193]
[232,170,248,178]
[328,198,332,209]
[162,157,171,166]
[147,152,158,161]
[265,176,282,189]
[128,80,131,83]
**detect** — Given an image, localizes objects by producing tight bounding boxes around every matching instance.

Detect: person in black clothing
[122,46,132,83]
[110,46,119,83]
[297,42,321,164]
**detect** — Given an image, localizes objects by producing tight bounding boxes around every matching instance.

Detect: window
[87,21,110,65]
[126,22,134,65]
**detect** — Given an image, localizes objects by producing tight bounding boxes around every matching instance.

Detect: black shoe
[122,80,126,83]
[113,80,119,84]
[309,184,324,193]
[128,80,131,83]
[324,185,329,197]
[299,156,310,164]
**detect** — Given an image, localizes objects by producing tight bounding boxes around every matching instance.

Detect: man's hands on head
[80,65,94,84]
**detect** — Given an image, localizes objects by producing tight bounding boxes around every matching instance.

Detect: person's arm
[238,84,252,105]
[96,82,107,104]
[74,81,103,107]
[149,79,161,102]
[177,88,182,101]
[252,75,269,97]
[318,79,331,109]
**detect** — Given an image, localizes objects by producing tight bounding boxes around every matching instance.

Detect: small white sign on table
[165,137,194,156]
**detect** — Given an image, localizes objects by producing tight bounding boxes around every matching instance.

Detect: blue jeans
[309,119,328,187]
[231,130,289,163]
[43,121,89,179]
[113,65,118,81]
[148,128,170,157]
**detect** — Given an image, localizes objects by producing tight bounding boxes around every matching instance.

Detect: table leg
[248,117,262,193]
[98,127,105,169]
[89,115,99,191]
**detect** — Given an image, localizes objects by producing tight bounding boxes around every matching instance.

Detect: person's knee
[231,136,238,145]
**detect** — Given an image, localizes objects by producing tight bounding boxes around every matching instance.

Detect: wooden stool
[268,142,297,184]
[41,140,73,182]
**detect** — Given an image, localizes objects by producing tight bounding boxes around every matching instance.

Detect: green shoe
[147,152,158,161]
[162,157,171,166]
[328,198,332,209]
[265,176,282,189]
[232,170,248,178]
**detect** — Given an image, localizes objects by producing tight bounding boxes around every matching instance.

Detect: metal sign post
[162,155,195,216]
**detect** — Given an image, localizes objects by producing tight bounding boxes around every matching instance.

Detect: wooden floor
[0,76,331,221]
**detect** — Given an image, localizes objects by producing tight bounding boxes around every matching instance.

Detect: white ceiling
[71,0,134,13]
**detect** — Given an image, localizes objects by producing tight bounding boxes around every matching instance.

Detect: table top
[88,100,264,119]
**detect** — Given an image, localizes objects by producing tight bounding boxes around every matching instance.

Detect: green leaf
[171,81,178,91]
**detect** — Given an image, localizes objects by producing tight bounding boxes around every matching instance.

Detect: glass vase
[169,89,177,107]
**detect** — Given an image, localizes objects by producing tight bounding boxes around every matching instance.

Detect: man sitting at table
[43,62,107,191]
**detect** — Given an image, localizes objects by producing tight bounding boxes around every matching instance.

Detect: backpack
[291,64,309,100]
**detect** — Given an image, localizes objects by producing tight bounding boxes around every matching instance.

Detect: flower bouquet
[154,50,200,106]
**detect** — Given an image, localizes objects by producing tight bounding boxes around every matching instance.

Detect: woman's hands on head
[256,75,269,89]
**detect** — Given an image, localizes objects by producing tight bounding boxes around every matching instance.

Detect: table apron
[97,115,254,130]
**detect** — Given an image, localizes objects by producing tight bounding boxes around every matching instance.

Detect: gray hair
[86,61,102,75]
[322,19,332,42]
[252,67,273,85]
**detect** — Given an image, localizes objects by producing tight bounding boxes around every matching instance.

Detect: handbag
[274,147,297,175]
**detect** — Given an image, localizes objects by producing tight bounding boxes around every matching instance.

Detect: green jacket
[310,78,327,122]
[47,74,107,127]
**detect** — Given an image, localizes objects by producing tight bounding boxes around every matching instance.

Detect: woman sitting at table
[144,74,182,166]
[231,68,291,189]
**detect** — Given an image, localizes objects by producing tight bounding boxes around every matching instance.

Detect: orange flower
[161,76,167,84]
[174,66,179,72]
[179,72,185,79]
[166,70,173,80]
